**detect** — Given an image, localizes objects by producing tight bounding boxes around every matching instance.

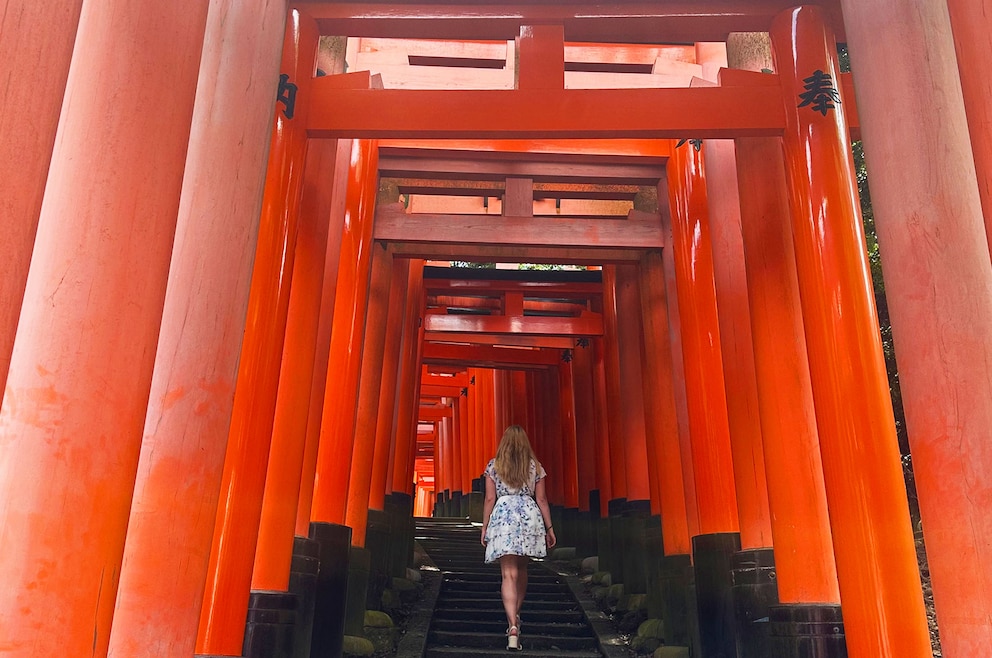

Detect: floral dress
[483,458,548,563]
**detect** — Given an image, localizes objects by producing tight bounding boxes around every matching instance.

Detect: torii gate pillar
[841,0,992,655]
[770,7,931,657]
[0,0,209,654]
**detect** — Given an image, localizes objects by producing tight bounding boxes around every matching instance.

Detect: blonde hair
[494,425,539,489]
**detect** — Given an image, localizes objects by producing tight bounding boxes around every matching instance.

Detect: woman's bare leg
[499,555,521,633]
[514,555,528,626]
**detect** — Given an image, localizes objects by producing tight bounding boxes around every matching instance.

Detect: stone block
[630,635,661,654]
[653,646,690,658]
[364,610,393,628]
[638,618,666,639]
[341,635,374,657]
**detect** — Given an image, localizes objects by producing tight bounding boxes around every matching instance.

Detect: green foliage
[517,263,571,270]
[449,262,573,270]
[450,261,496,269]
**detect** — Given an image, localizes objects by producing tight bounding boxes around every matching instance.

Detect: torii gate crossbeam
[298,1,846,43]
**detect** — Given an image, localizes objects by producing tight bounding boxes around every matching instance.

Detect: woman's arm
[481,474,496,545]
[534,477,557,549]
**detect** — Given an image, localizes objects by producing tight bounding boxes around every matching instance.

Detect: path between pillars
[408,518,626,658]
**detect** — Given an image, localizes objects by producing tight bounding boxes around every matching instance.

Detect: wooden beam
[420,383,466,397]
[375,205,663,250]
[378,154,664,184]
[422,372,471,388]
[392,180,641,201]
[425,332,578,349]
[422,277,601,297]
[427,296,590,315]
[387,241,645,264]
[307,85,785,139]
[298,1,847,43]
[418,406,452,421]
[379,139,672,159]
[422,342,560,368]
[424,313,603,337]
[425,364,471,375]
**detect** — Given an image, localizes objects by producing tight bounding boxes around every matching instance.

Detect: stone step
[444,575,568,597]
[434,597,581,611]
[418,521,605,658]
[425,646,602,658]
[440,565,561,583]
[431,607,587,624]
[430,618,595,637]
[440,590,572,602]
[429,629,600,651]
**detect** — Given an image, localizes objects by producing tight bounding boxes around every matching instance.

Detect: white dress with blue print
[483,458,548,563]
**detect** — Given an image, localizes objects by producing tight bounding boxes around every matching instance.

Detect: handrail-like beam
[298,1,846,43]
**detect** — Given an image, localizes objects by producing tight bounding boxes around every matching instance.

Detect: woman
[480,425,557,651]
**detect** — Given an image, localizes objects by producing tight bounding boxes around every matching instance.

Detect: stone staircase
[416,518,603,658]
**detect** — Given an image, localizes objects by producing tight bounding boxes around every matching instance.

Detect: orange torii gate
[1,2,991,658]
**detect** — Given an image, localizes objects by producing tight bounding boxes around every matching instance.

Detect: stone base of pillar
[583,490,601,559]
[642,516,665,619]
[621,500,651,595]
[469,477,484,523]
[242,591,296,658]
[449,490,462,518]
[589,489,601,518]
[344,546,371,637]
[659,553,693,646]
[574,509,595,558]
[596,515,613,576]
[309,522,352,658]
[550,503,564,543]
[607,498,627,584]
[561,507,579,555]
[692,531,742,658]
[732,547,778,658]
[400,495,415,576]
[365,509,391,610]
[687,576,703,657]
[384,492,414,578]
[288,536,320,658]
[768,604,846,658]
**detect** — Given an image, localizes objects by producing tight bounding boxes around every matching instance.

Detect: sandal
[506,625,521,651]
